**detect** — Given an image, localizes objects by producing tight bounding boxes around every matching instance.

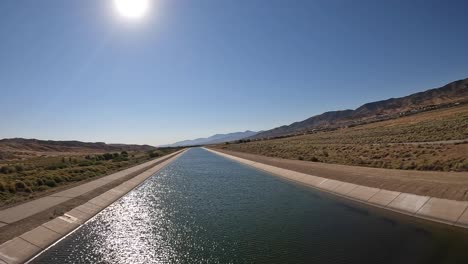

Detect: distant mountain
[164,131,258,147]
[0,138,156,160]
[252,78,468,139]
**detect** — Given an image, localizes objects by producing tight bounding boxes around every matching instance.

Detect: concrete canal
[31,148,468,263]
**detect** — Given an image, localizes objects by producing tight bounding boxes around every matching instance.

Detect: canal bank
[204,148,468,229]
[0,150,187,264]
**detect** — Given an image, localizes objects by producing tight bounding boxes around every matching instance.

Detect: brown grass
[216,105,468,172]
[0,148,180,206]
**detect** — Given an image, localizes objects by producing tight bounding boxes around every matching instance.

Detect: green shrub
[53,176,64,183]
[46,163,67,170]
[112,156,129,162]
[45,179,57,187]
[15,181,27,190]
[78,160,93,167]
[62,175,71,182]
[148,151,160,158]
[24,180,34,188]
[36,178,44,186]
[0,166,14,174]
[103,153,114,160]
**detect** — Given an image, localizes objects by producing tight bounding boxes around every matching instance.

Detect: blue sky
[1,0,467,146]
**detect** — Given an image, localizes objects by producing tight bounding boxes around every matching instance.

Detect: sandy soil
[211,148,468,201]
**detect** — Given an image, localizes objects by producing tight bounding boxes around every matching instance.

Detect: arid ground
[0,148,180,206]
[215,104,468,172]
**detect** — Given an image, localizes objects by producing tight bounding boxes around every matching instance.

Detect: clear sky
[1,0,467,146]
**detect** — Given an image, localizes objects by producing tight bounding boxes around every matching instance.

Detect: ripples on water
[32,148,468,264]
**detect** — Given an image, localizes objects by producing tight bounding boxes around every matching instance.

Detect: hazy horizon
[1,0,468,145]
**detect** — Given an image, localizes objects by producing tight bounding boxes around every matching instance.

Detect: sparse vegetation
[216,105,468,172]
[0,148,181,206]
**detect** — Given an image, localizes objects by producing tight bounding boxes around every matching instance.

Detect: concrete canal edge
[204,148,468,230]
[0,150,187,264]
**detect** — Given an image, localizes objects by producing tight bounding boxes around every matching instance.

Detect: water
[31,148,468,264]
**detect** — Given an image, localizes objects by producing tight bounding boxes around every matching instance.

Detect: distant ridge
[252,78,468,139]
[163,131,258,147]
[0,138,157,160]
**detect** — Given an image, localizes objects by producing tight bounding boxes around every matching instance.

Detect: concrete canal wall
[0,150,187,264]
[205,148,468,230]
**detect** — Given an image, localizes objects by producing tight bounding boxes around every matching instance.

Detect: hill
[163,131,258,147]
[216,104,468,172]
[0,138,156,160]
[252,78,468,139]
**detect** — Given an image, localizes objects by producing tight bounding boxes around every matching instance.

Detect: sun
[114,0,150,20]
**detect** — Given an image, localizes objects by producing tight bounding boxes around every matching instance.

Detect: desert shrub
[72,174,89,181]
[85,170,98,177]
[62,175,71,182]
[454,161,468,171]
[78,160,93,167]
[405,162,417,170]
[15,181,27,190]
[35,185,49,192]
[0,166,14,174]
[24,180,34,188]
[112,156,129,162]
[45,179,57,187]
[8,183,16,193]
[36,178,44,186]
[0,182,6,192]
[46,163,67,170]
[149,151,160,158]
[53,176,64,183]
[309,156,319,162]
[14,165,24,172]
[103,153,114,160]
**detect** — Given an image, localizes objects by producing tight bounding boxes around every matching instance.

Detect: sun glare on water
[114,0,150,20]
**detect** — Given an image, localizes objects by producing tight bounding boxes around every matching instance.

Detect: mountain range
[163,131,258,147]
[251,78,468,139]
